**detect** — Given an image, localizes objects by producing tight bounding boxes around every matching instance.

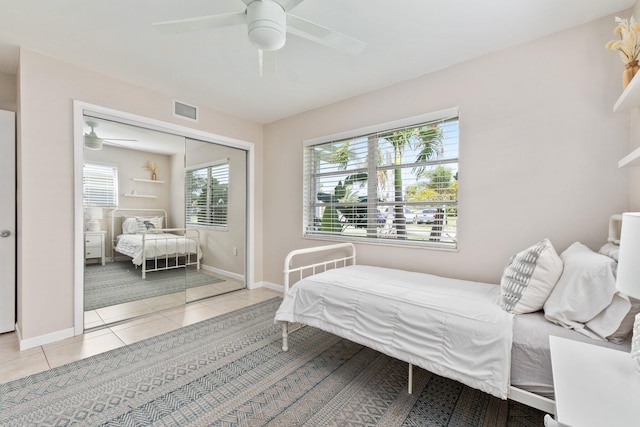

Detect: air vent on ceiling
[172,100,198,122]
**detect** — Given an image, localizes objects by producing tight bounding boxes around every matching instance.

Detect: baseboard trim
[257,281,283,293]
[18,325,75,351]
[200,264,245,283]
[14,322,22,343]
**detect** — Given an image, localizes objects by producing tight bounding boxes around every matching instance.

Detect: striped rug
[0,298,544,426]
[84,262,224,310]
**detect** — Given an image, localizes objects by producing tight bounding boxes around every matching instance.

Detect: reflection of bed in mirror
[110,208,201,278]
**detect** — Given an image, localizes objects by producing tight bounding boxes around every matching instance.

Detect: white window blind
[186,161,229,228]
[83,163,118,207]
[303,111,459,248]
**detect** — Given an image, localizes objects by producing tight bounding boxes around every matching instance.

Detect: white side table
[550,335,640,427]
[84,230,106,265]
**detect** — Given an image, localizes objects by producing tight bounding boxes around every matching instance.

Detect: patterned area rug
[0,298,545,426]
[84,262,224,311]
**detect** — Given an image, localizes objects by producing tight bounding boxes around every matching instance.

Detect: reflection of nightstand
[84,231,105,265]
[550,335,640,427]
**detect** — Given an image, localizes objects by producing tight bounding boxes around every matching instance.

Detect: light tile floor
[0,287,280,383]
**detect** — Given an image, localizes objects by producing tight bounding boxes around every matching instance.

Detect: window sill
[186,224,229,232]
[302,234,458,252]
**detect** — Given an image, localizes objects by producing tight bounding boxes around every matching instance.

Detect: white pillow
[607,297,640,343]
[598,242,620,262]
[500,238,563,314]
[121,217,139,234]
[597,243,640,343]
[543,242,630,340]
[135,216,163,233]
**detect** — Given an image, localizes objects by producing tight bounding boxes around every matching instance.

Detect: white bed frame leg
[408,363,413,394]
[282,322,289,351]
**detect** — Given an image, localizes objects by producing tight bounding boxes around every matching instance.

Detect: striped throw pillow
[500,239,563,314]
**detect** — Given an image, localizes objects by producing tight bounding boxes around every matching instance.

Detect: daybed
[275,241,635,415]
[111,208,202,278]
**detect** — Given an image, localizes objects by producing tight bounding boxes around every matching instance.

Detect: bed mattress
[511,310,630,399]
[115,233,200,266]
[275,264,515,399]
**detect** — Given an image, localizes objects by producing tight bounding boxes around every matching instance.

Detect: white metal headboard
[282,243,356,294]
[109,208,168,246]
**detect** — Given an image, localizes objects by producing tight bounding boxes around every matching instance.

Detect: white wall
[0,71,16,111]
[628,3,640,210]
[16,49,263,342]
[85,145,173,209]
[262,12,631,285]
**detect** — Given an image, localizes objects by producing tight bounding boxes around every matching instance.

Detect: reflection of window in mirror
[83,163,119,207]
[186,160,229,229]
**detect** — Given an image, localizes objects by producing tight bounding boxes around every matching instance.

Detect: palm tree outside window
[186,160,229,228]
[302,109,459,248]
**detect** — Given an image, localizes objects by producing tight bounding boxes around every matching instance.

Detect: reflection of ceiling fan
[84,121,137,150]
[153,0,366,75]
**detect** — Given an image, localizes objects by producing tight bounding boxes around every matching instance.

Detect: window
[303,109,459,248]
[186,160,229,228]
[83,163,118,207]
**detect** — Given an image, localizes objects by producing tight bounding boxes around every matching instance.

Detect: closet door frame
[72,101,255,335]
[0,110,15,333]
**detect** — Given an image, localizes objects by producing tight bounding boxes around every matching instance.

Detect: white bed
[275,242,633,415]
[277,263,514,398]
[111,209,202,278]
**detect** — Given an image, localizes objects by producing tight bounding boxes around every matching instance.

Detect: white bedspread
[115,233,201,266]
[275,265,514,399]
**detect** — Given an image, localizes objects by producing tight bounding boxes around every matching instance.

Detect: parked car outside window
[416,208,437,224]
[384,207,417,223]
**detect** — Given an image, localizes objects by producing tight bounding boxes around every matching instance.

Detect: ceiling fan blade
[258,49,277,77]
[153,12,246,34]
[279,0,305,12]
[287,15,366,55]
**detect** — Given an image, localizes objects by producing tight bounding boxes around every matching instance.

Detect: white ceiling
[83,116,185,155]
[0,0,635,124]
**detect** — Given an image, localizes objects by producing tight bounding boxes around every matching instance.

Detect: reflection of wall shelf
[132,178,164,184]
[619,147,640,168]
[123,194,157,199]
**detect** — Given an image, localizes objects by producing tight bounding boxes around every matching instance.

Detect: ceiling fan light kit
[84,121,104,150]
[84,136,103,150]
[247,0,286,51]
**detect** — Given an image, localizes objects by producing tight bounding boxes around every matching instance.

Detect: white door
[0,110,15,333]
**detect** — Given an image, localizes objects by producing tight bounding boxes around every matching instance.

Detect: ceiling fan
[84,121,137,150]
[153,0,367,75]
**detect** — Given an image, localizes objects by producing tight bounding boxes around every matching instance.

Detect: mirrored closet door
[184,138,247,303]
[82,115,247,330]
